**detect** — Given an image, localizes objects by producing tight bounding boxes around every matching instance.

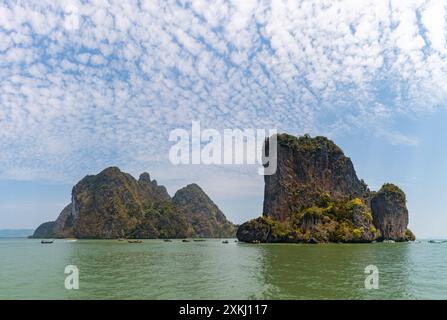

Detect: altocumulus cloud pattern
[0,0,447,182]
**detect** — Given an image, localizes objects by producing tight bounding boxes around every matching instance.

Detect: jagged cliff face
[238,134,414,243]
[371,184,414,241]
[138,172,171,202]
[173,184,236,238]
[69,167,171,238]
[53,204,75,238]
[263,134,369,222]
[32,167,235,239]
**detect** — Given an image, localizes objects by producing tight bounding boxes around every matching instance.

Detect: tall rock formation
[263,134,369,222]
[173,184,236,238]
[32,167,236,239]
[238,134,414,243]
[371,184,415,241]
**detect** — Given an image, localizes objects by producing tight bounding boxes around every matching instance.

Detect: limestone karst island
[237,134,415,243]
[32,134,414,244]
[32,168,236,239]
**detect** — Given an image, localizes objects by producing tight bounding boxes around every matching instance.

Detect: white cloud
[0,0,446,185]
[421,0,446,52]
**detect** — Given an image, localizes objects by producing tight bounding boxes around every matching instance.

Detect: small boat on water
[193,239,206,242]
[41,240,54,244]
[163,239,172,242]
[222,240,229,244]
[252,240,260,244]
[128,240,143,244]
[182,239,190,243]
[428,240,446,244]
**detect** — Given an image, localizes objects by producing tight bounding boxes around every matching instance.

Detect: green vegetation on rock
[237,195,378,243]
[377,183,406,202]
[277,133,342,154]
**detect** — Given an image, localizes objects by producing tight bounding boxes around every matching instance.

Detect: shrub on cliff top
[377,183,406,202]
[277,133,342,154]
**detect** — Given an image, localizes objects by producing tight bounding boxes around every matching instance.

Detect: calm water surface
[0,238,446,299]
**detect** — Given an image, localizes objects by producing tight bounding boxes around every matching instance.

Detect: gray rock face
[53,204,75,238]
[138,172,171,202]
[173,184,236,238]
[236,218,271,243]
[263,134,369,222]
[371,184,412,241]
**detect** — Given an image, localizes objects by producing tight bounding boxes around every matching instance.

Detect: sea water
[0,238,446,299]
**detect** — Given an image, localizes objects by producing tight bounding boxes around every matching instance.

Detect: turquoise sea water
[0,238,446,299]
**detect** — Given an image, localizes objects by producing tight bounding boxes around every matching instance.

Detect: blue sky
[1,0,447,238]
